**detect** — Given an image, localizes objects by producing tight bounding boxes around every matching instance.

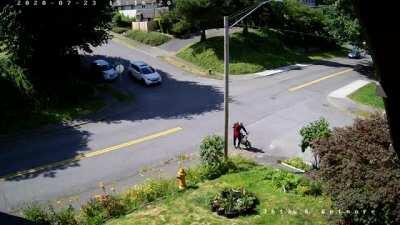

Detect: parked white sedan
[127,61,162,85]
[91,59,119,81]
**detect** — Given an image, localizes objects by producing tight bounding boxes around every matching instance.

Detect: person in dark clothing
[233,122,248,149]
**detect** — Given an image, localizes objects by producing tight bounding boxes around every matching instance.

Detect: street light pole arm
[229,0,271,28]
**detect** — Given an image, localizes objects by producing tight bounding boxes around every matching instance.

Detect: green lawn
[177,30,345,75]
[349,83,385,109]
[125,30,171,46]
[106,167,334,225]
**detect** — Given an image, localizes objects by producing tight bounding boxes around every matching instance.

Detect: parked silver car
[128,61,162,86]
[348,48,362,59]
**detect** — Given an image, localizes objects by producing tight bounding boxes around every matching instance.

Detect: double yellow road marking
[0,127,183,181]
[289,68,353,92]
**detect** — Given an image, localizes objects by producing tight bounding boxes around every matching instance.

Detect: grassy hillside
[177,30,344,75]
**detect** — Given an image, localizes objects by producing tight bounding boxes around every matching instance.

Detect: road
[0,40,371,213]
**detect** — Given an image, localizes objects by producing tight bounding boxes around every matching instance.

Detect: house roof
[114,0,156,6]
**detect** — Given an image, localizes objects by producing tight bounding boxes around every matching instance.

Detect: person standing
[233,122,240,149]
[233,122,248,149]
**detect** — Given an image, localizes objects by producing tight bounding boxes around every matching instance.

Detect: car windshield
[99,64,113,71]
[141,66,155,74]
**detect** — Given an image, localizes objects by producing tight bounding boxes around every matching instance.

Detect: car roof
[93,59,109,66]
[130,61,149,67]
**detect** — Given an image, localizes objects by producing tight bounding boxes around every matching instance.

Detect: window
[140,66,155,74]
[131,64,140,72]
[99,64,112,71]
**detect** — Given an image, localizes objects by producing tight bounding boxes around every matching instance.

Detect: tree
[229,0,257,35]
[0,1,114,95]
[252,0,335,51]
[351,0,400,160]
[322,6,362,46]
[319,0,364,47]
[175,0,218,41]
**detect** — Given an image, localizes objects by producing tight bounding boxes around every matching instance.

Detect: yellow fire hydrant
[177,167,187,190]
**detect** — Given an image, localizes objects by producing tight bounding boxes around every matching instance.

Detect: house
[113,0,169,21]
[300,0,317,7]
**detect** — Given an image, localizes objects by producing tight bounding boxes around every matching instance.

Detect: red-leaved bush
[313,113,400,225]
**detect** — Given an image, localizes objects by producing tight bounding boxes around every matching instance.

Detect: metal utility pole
[223,16,229,160]
[223,0,280,160]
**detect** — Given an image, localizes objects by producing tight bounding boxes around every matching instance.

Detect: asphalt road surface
[0,40,372,213]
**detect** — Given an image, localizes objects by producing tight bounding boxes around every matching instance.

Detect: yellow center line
[0,127,183,181]
[288,68,353,92]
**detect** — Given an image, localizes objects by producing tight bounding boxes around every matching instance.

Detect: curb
[158,55,223,79]
[254,64,310,77]
[327,79,382,117]
[280,162,306,173]
[328,80,370,99]
[229,64,310,81]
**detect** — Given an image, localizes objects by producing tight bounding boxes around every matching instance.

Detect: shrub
[111,27,129,34]
[171,20,193,37]
[125,30,171,46]
[300,118,331,152]
[112,12,135,28]
[199,135,228,179]
[22,204,78,225]
[313,113,400,225]
[124,179,176,205]
[81,195,125,225]
[51,206,78,225]
[264,169,302,192]
[295,179,323,196]
[159,11,179,34]
[282,157,312,172]
[299,118,331,168]
[200,135,224,166]
[210,188,259,218]
[22,204,52,225]
[263,168,323,196]
[0,53,34,133]
[185,156,256,184]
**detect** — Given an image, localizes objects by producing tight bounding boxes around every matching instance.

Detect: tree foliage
[299,118,331,152]
[321,5,363,47]
[0,1,114,95]
[250,0,336,50]
[313,114,400,225]
[175,0,220,41]
[112,11,136,28]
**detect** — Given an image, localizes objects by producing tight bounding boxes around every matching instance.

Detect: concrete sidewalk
[327,79,383,116]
